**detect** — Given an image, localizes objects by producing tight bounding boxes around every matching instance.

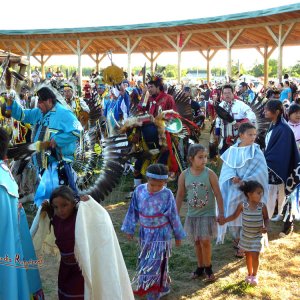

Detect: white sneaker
[245,275,252,284]
[271,215,283,222]
[251,275,258,286]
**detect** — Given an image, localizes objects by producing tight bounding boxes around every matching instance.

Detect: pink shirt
[288,121,300,142]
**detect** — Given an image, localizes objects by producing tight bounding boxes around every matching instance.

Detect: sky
[1,0,299,69]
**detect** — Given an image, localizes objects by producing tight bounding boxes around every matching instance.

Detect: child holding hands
[176,144,225,282]
[223,180,269,286]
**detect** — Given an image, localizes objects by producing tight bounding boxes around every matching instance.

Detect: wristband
[6,105,12,110]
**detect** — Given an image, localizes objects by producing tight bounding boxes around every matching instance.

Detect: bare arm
[262,204,269,233]
[225,202,243,223]
[208,169,225,223]
[176,171,186,214]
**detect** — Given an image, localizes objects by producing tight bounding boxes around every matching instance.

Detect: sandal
[235,248,245,258]
[204,265,216,282]
[191,266,205,279]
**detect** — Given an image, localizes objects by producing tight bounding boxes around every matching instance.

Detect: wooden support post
[164,33,192,83]
[213,29,243,78]
[77,40,82,90]
[278,24,283,82]
[199,48,218,83]
[88,53,105,72]
[33,55,52,79]
[226,31,232,78]
[114,37,141,79]
[265,23,295,82]
[65,39,94,90]
[255,46,275,86]
[142,51,161,74]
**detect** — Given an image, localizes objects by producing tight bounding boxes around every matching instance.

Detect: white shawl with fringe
[33,197,134,300]
[217,143,269,244]
[75,196,134,300]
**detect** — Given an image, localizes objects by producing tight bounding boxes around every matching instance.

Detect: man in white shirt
[215,84,256,154]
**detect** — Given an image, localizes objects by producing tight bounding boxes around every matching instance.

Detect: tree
[268,59,278,78]
[249,64,264,77]
[290,63,300,77]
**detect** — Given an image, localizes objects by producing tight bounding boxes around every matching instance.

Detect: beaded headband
[146,172,168,180]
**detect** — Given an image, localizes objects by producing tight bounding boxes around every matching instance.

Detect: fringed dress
[121,184,186,297]
[52,212,84,300]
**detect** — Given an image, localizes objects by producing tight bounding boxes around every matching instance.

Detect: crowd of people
[0,66,300,300]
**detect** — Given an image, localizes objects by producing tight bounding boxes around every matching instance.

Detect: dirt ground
[33,122,300,299]
[38,201,300,300]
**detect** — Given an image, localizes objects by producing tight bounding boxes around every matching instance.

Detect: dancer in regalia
[122,164,185,300]
[0,128,44,299]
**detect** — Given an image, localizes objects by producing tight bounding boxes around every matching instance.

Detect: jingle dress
[121,184,185,296]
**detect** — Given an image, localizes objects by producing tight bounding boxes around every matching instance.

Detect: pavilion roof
[0,3,299,56]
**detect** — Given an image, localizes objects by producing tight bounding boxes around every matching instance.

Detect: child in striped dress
[223,181,269,286]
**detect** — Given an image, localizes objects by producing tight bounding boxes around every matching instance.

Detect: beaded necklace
[188,181,209,208]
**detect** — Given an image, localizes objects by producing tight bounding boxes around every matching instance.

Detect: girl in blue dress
[122,163,186,300]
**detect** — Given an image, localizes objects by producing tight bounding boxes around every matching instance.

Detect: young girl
[37,186,134,300]
[217,123,268,257]
[122,163,185,300]
[48,186,84,299]
[224,181,269,286]
[176,144,225,281]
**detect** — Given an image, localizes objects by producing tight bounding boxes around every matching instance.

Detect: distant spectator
[53,67,64,79]
[45,67,53,80]
[31,67,41,85]
[279,81,292,102]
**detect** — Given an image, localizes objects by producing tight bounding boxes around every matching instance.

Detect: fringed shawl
[217,143,269,244]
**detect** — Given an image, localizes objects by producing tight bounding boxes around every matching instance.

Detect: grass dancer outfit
[11,100,82,207]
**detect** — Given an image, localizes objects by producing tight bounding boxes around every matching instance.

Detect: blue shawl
[264,117,300,195]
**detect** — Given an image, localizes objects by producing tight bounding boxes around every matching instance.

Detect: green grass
[24,121,300,299]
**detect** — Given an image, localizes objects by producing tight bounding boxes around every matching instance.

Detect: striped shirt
[239,201,264,252]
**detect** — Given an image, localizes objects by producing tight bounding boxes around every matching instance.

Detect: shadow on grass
[219,280,255,296]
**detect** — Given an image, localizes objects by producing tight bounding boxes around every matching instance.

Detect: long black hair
[265,100,283,122]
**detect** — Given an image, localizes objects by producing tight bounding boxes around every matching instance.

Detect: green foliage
[249,64,265,77]
[268,59,278,77]
[211,67,227,77]
[290,63,300,77]
[231,61,247,76]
